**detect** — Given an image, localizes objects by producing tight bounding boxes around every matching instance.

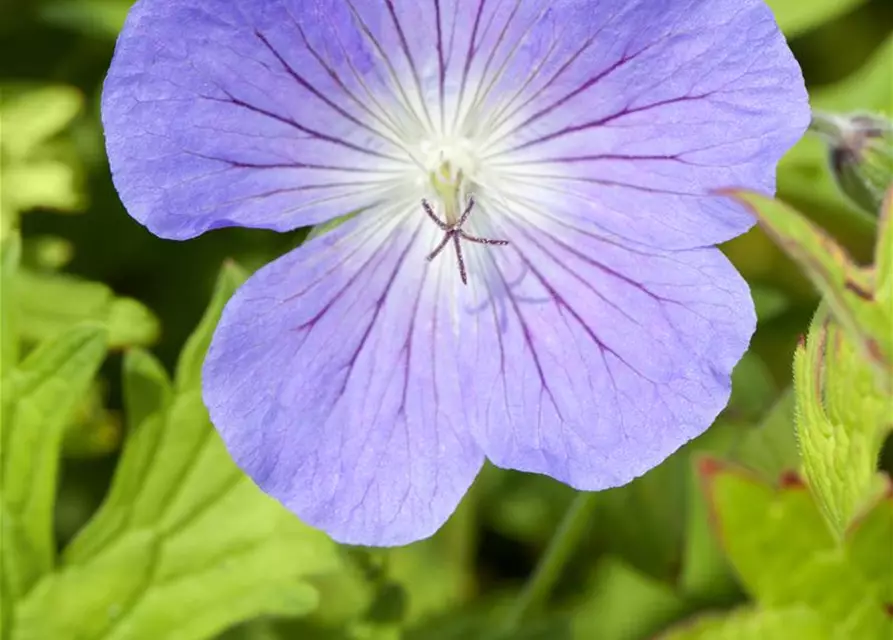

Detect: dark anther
[421,195,509,285]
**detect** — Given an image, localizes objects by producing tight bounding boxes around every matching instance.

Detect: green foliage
[795,313,891,534]
[6,265,339,640]
[572,559,689,640]
[699,461,893,638]
[16,270,160,349]
[0,84,86,237]
[876,189,893,308]
[729,189,892,536]
[0,323,108,635]
[659,607,831,640]
[1,235,21,376]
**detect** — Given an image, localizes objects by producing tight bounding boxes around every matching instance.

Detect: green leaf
[0,85,87,234]
[388,495,477,624]
[1,234,21,376]
[766,0,866,37]
[16,270,160,350]
[0,85,83,158]
[701,461,892,637]
[728,190,891,385]
[732,388,799,479]
[657,607,831,640]
[726,353,778,423]
[18,264,337,640]
[794,313,891,535]
[0,324,107,632]
[679,455,740,605]
[572,558,688,640]
[875,187,893,308]
[61,381,122,458]
[596,452,687,580]
[175,260,246,392]
[21,235,74,271]
[846,489,893,610]
[1,161,85,214]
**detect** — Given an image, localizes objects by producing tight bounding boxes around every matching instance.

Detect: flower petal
[346,0,807,247]
[106,0,806,247]
[104,0,418,239]
[470,0,808,249]
[202,209,484,545]
[458,201,755,489]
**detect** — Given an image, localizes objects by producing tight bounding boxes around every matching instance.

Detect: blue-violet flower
[103,0,809,545]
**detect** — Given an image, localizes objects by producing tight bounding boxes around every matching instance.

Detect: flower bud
[810,111,893,216]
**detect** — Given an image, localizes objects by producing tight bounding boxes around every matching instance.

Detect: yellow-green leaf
[16,270,159,349]
[794,312,891,535]
[1,324,107,634]
[19,265,338,640]
[702,461,892,637]
[657,607,830,640]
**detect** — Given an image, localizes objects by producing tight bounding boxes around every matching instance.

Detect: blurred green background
[1,0,891,638]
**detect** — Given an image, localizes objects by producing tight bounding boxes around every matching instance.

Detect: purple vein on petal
[253,29,410,155]
[205,90,406,162]
[502,92,712,155]
[459,0,528,131]
[384,0,437,132]
[483,43,657,154]
[343,0,429,136]
[434,0,446,133]
[452,0,489,133]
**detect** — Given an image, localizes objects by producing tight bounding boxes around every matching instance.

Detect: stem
[498,491,599,636]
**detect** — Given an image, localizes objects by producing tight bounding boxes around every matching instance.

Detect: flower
[103,0,809,545]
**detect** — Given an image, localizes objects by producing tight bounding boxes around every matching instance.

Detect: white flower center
[415,135,484,223]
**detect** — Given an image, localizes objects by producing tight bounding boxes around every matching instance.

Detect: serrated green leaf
[657,607,831,640]
[729,190,890,385]
[794,313,890,534]
[16,270,159,349]
[766,0,866,37]
[702,461,892,636]
[21,264,337,640]
[0,85,83,158]
[0,324,107,634]
[175,261,246,392]
[1,234,21,376]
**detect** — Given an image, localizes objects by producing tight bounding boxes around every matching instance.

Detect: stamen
[421,195,510,285]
